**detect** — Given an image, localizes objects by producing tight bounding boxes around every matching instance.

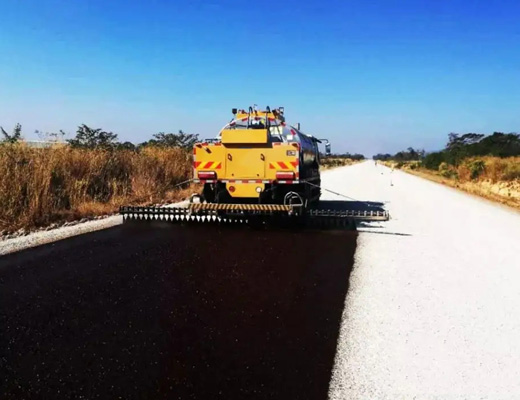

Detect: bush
[438,162,458,179]
[468,159,486,180]
[422,151,445,170]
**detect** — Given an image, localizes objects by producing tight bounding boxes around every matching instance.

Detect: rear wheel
[215,187,232,204]
[202,184,215,203]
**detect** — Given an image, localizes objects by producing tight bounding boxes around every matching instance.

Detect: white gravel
[326,161,520,400]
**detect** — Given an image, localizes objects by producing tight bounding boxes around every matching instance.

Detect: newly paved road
[0,222,357,399]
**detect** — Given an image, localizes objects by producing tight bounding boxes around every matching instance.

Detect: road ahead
[326,162,520,400]
[2,161,520,400]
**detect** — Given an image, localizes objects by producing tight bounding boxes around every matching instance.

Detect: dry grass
[0,144,193,232]
[388,157,520,210]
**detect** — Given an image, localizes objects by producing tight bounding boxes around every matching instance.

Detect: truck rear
[193,107,322,205]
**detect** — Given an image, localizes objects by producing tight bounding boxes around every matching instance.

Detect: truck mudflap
[120,203,389,229]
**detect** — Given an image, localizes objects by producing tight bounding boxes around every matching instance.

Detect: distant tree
[349,153,365,161]
[35,129,67,142]
[67,124,118,149]
[473,132,520,157]
[373,153,393,161]
[421,151,445,170]
[140,130,199,149]
[445,133,485,165]
[1,123,22,143]
[116,141,136,151]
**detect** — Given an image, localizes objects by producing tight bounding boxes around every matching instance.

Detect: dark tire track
[0,222,357,399]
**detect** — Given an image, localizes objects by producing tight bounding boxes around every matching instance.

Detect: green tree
[116,141,136,151]
[422,151,445,170]
[1,123,22,143]
[67,124,118,149]
[140,130,199,149]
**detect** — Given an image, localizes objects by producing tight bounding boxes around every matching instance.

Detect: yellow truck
[193,106,330,206]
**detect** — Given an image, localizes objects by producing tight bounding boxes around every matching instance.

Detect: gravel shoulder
[0,201,190,257]
[326,161,520,400]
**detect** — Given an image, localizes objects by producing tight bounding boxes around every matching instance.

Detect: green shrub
[468,159,486,180]
[422,151,445,170]
[439,162,458,179]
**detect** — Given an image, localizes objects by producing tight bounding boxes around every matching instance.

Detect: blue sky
[1,0,519,155]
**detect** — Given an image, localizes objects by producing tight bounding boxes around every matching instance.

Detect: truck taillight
[276,171,295,180]
[198,171,216,179]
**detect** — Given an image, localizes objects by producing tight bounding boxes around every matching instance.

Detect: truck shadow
[1,223,357,400]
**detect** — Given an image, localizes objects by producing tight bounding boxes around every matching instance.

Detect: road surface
[325,162,520,400]
[2,161,520,399]
[0,221,356,399]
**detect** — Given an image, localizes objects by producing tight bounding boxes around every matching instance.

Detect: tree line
[323,152,365,160]
[1,123,199,150]
[373,132,520,170]
[1,123,367,160]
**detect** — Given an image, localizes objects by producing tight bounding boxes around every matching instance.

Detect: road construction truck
[194,106,328,207]
[120,106,388,229]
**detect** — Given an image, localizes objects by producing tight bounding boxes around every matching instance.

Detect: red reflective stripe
[276,171,295,180]
[290,160,299,167]
[215,162,222,169]
[193,161,201,168]
[278,161,289,169]
[269,163,275,169]
[203,161,213,169]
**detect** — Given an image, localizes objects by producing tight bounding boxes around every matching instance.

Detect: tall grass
[0,144,192,231]
[389,156,520,210]
[433,156,520,182]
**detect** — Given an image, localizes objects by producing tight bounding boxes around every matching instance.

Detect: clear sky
[1,0,519,155]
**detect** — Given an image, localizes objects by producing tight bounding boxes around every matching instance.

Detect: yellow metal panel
[264,144,299,180]
[226,183,264,198]
[193,145,226,177]
[225,148,265,179]
[221,129,268,144]
[193,142,300,182]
